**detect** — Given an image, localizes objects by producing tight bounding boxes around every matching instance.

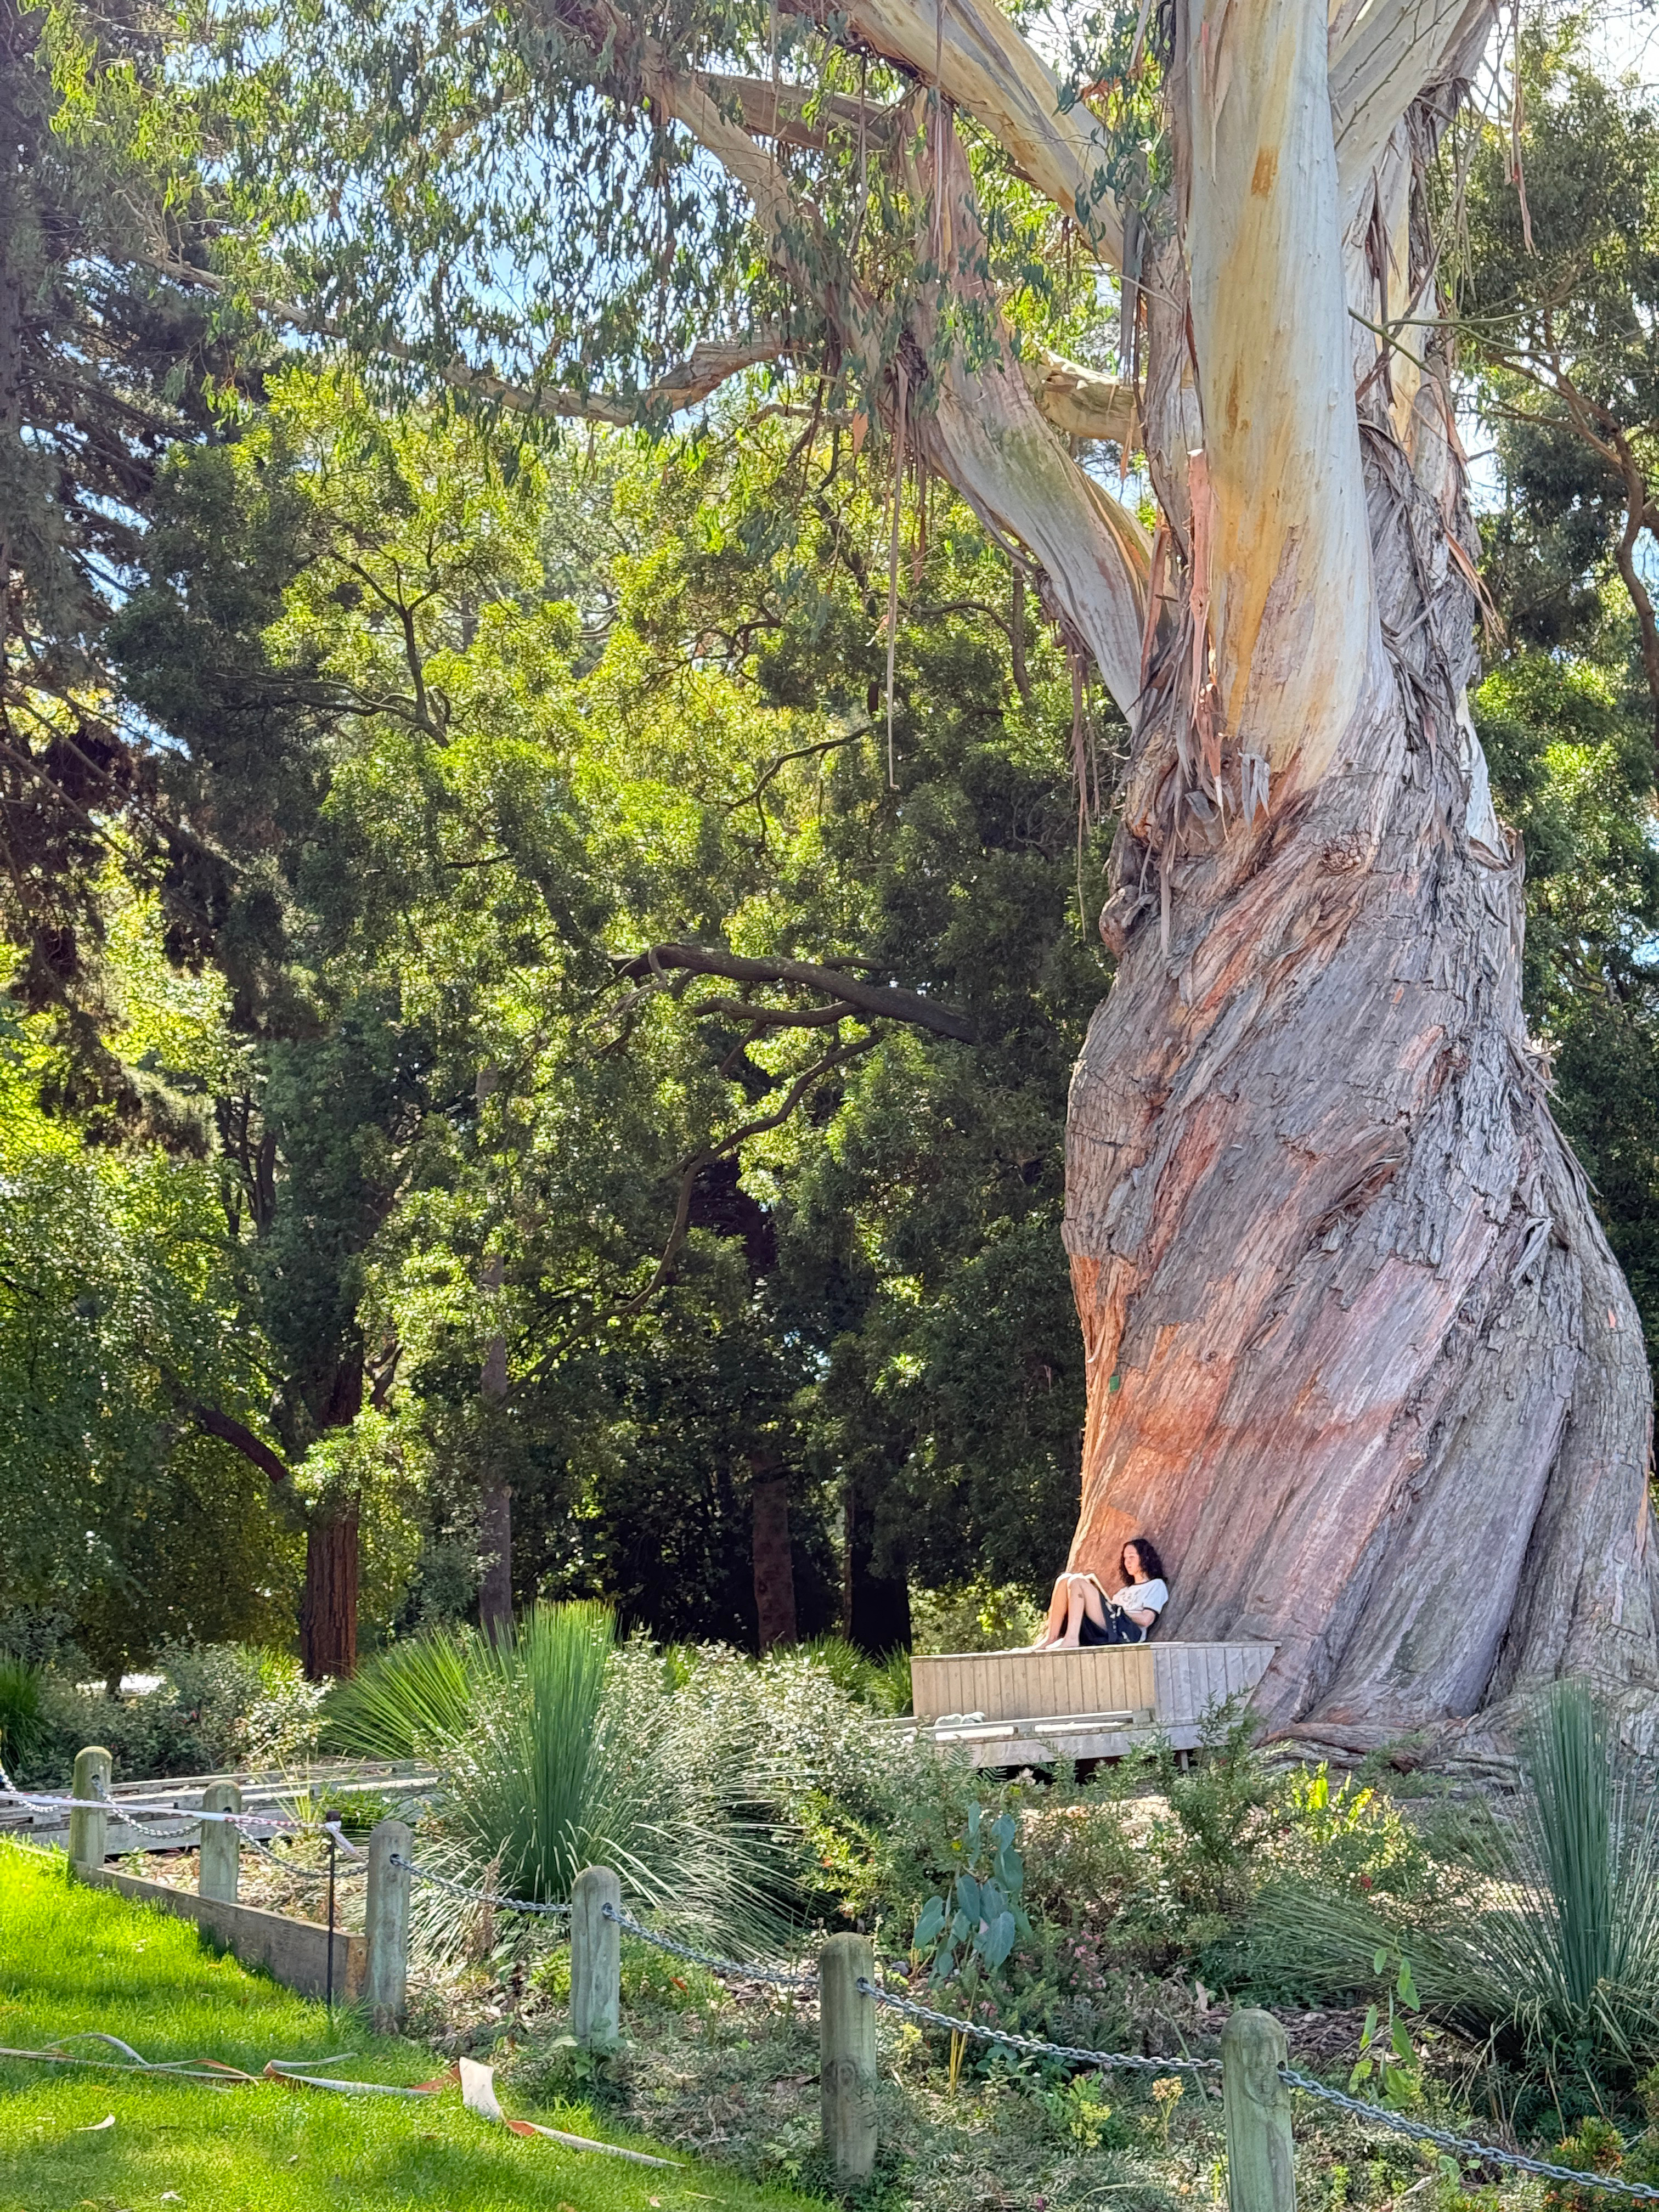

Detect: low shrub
[1247,1681,1659,2089]
[0,1652,46,1777]
[26,1643,325,1782]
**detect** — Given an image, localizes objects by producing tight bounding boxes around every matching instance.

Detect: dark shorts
[1079,1604,1149,1646]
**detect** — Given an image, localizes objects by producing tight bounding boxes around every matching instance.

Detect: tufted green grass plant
[1250,1681,1659,2083]
[326,1602,792,1959]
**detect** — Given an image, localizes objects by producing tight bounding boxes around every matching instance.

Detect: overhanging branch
[190,1403,292,1486]
[704,71,903,151]
[784,0,1126,267]
[613,942,976,1041]
[140,253,796,426]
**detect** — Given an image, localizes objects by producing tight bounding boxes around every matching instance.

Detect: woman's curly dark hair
[1121,1535,1166,1584]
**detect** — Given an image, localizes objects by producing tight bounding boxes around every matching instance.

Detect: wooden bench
[905,1641,1276,1765]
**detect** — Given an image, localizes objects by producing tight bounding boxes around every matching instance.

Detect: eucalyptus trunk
[815,0,1659,1745]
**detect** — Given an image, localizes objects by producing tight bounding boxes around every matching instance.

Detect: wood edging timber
[71,1863,365,2002]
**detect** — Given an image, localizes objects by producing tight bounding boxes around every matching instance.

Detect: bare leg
[1051,1575,1110,1650]
[1030,1578,1072,1649]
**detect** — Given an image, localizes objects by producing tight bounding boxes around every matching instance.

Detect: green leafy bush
[0,1652,45,1776]
[25,1643,324,1783]
[911,1582,1043,1655]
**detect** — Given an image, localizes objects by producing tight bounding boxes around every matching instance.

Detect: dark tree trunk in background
[843,1484,911,1655]
[478,1279,512,1640]
[295,1357,364,1680]
[478,1479,513,1642]
[751,1474,798,1652]
[301,1508,359,1679]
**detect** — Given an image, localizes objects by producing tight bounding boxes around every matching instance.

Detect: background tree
[1461,30,1659,744]
[0,0,254,1060]
[1460,31,1659,1414]
[0,891,298,1689]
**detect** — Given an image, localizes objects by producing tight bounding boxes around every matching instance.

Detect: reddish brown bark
[478,1291,513,1642]
[751,1474,798,1653]
[478,1477,513,1643]
[301,1509,359,1680]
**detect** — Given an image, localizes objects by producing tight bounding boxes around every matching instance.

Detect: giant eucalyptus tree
[204,0,1658,1739]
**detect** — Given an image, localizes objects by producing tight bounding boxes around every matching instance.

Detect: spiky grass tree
[214,0,1658,1743]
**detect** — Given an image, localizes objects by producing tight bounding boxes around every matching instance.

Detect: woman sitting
[1031,1538,1169,1650]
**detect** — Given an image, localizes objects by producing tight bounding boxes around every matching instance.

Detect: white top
[1111,1578,1169,1616]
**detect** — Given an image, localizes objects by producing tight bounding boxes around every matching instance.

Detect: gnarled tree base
[1064,464,1658,1743]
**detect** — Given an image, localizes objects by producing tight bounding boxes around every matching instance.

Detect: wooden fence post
[67,1747,111,1872]
[198,1781,242,1902]
[1222,2007,1297,2212]
[570,1864,622,2049]
[819,1932,877,2183]
[363,1819,413,2032]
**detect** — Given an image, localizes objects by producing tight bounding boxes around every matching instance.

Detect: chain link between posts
[390,1853,571,1919]
[1278,2069,1659,2202]
[11,1752,1659,2205]
[856,1977,1221,2075]
[0,1762,364,1855]
[600,1901,817,1991]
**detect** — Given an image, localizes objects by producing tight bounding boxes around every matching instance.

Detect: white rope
[0,1763,363,1853]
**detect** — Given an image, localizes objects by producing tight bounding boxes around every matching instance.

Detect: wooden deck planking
[912,1643,1274,1734]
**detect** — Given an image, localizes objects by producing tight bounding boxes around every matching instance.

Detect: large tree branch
[1607,431,1659,759]
[613,941,977,1040]
[1330,0,1497,222]
[1023,353,1138,446]
[190,1403,292,1486]
[1180,0,1375,787]
[787,0,1126,267]
[631,38,1151,702]
[915,125,1150,711]
[532,1034,881,1369]
[142,252,795,425]
[704,71,903,151]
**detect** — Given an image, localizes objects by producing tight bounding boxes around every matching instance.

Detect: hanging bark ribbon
[884,362,908,788]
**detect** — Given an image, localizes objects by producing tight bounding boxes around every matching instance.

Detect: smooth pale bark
[1180,0,1373,788]
[1330,0,1496,221]
[914,133,1150,706]
[1023,353,1138,447]
[811,0,1126,264]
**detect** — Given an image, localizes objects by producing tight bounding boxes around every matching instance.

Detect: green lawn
[0,1839,826,2212]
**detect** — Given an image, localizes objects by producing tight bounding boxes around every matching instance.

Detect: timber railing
[12,1747,1659,2207]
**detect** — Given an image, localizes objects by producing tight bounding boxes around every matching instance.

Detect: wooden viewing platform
[905,1641,1276,1765]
